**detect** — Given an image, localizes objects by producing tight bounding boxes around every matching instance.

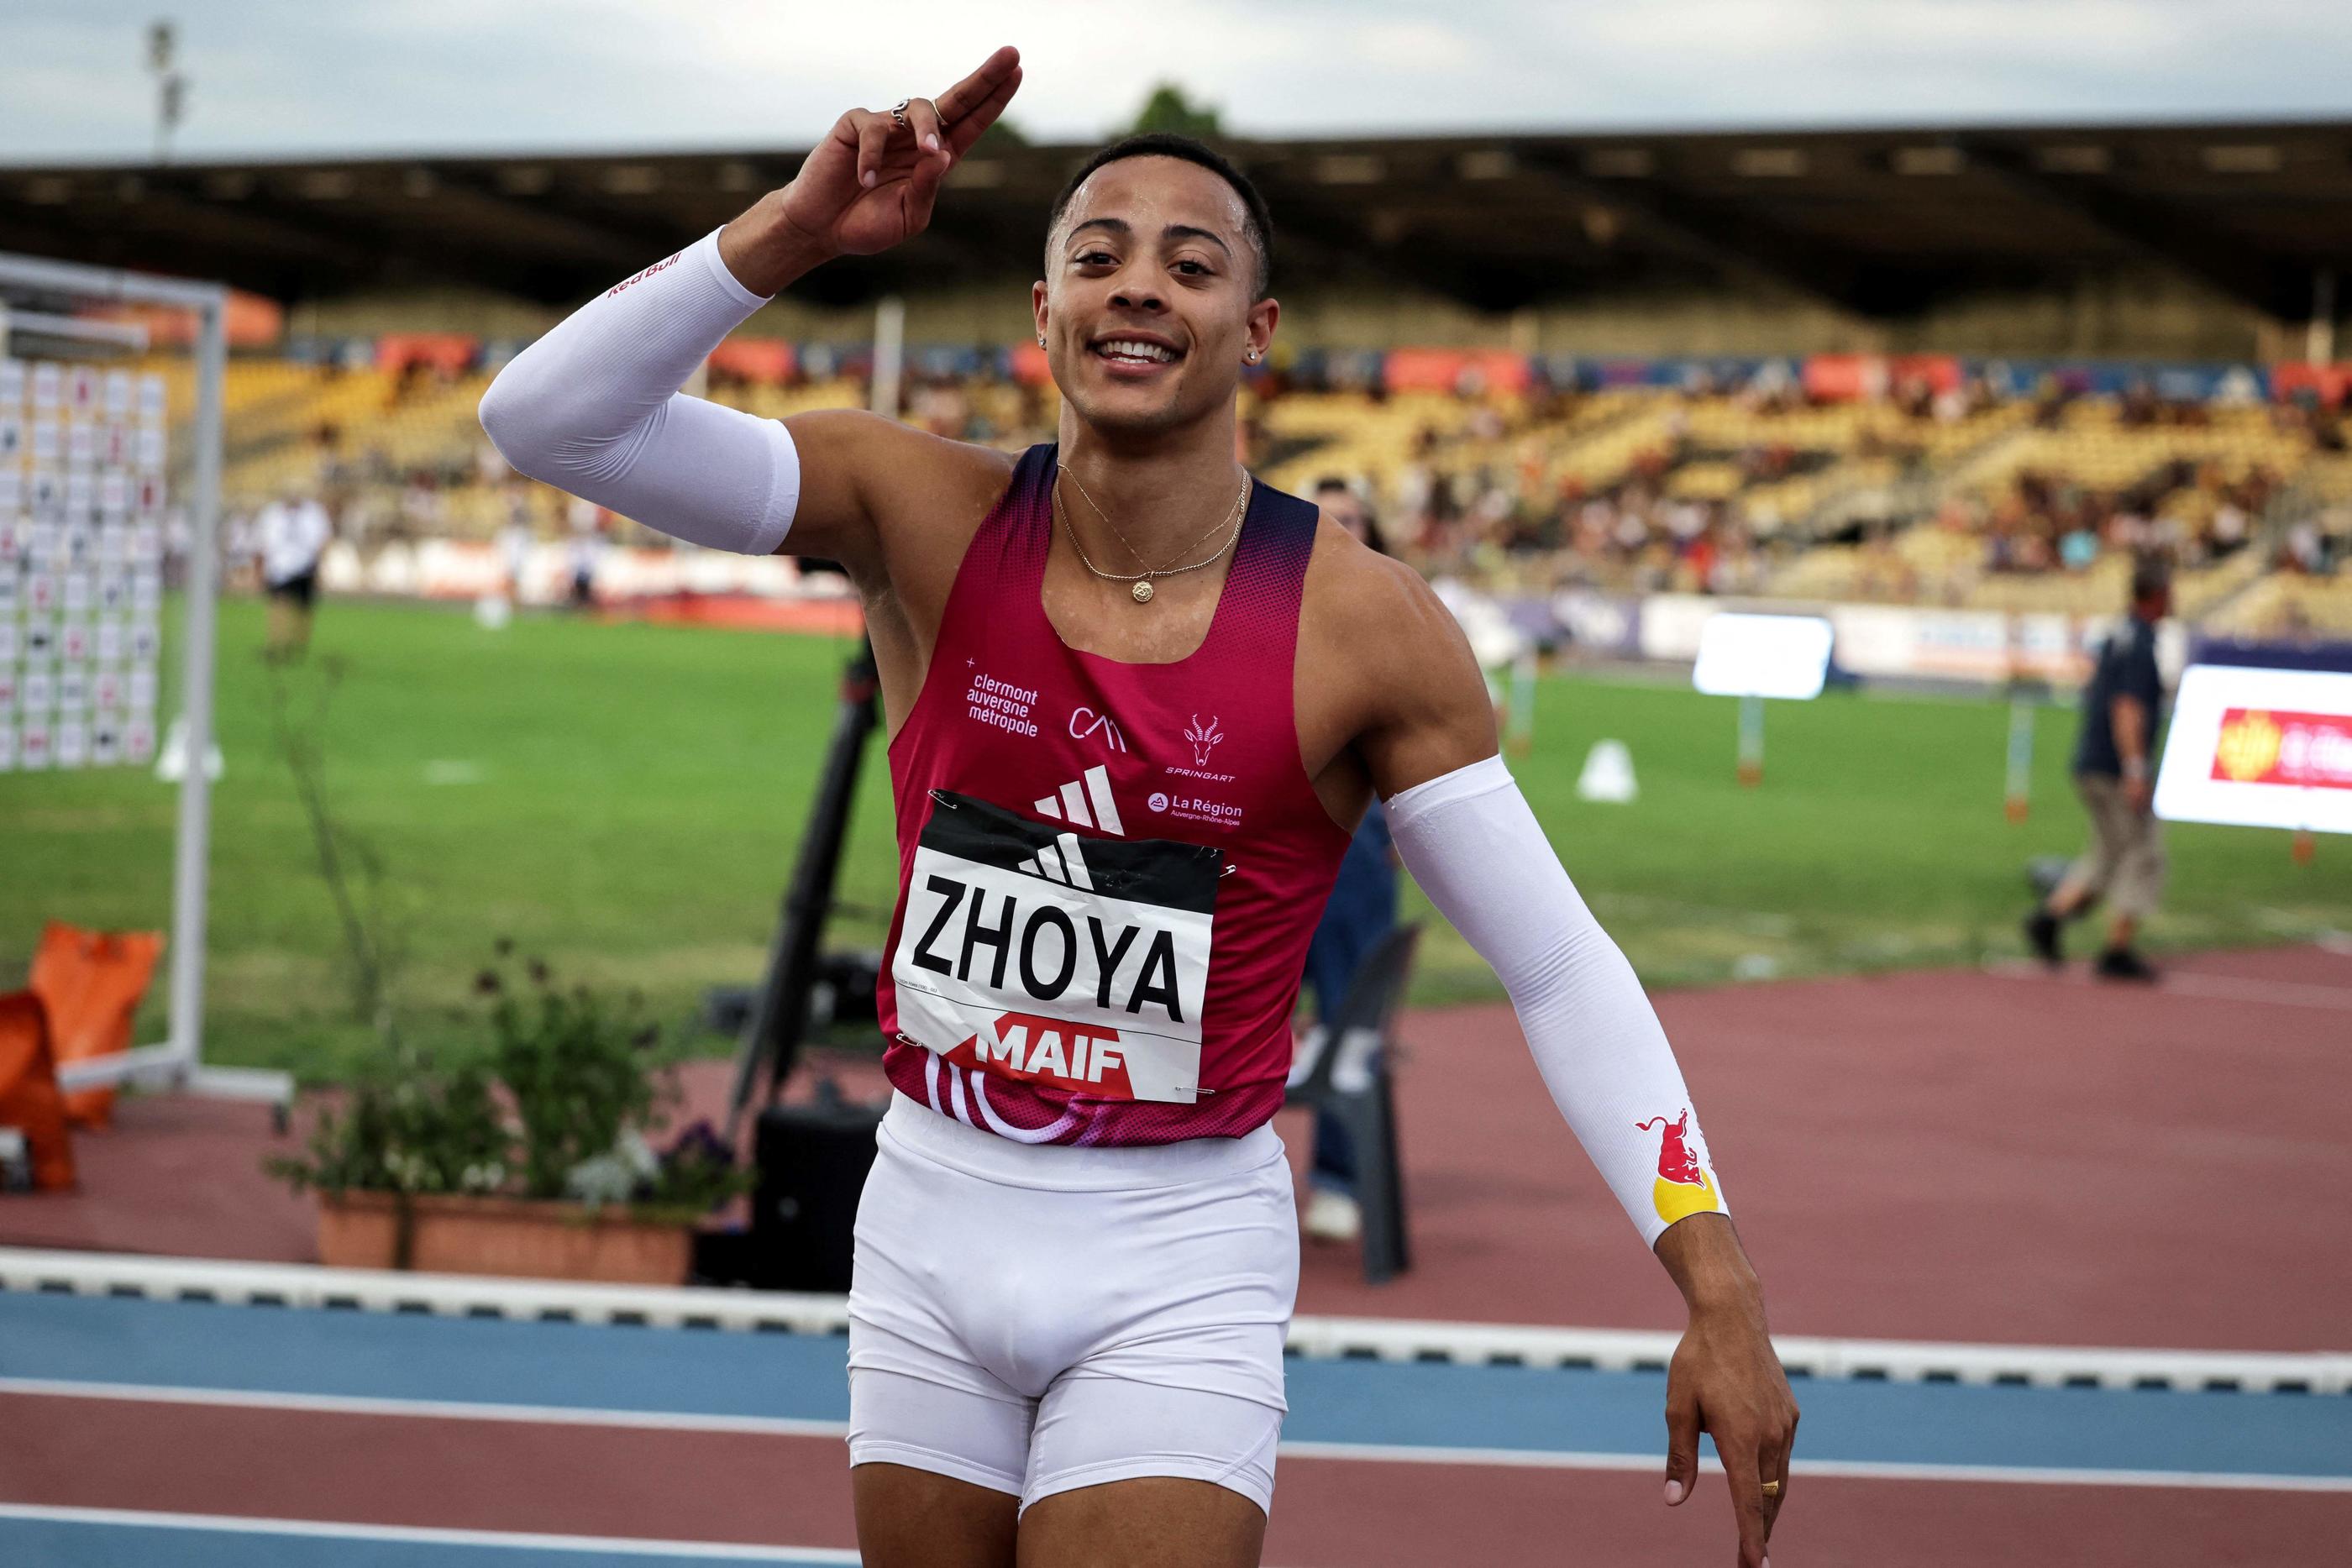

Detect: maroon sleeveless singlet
[876,443,1352,1146]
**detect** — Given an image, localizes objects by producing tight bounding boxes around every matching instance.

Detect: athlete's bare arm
[1299,522,1798,1568]
[1294,515,1494,817]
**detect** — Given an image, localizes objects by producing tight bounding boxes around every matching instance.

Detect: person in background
[1311,474,1387,555]
[498,483,536,604]
[1300,475,1400,1243]
[566,495,606,609]
[2024,559,2171,981]
[255,488,333,660]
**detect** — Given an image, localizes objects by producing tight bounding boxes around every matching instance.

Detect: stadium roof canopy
[3,118,2349,322]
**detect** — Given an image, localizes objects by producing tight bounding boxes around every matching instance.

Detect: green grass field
[5,595,2344,1083]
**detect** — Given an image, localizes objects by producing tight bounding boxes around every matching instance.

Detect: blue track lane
[3,1292,2348,1483]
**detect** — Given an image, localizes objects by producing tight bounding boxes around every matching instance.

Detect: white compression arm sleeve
[1386,754,1728,1249]
[478,229,801,555]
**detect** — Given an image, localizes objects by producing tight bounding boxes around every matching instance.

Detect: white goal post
[0,249,289,1109]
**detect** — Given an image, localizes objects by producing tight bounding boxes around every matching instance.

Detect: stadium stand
[161,346,2344,633]
[17,119,2344,626]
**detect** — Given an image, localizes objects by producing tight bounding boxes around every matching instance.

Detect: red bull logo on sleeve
[1636,1108,1725,1225]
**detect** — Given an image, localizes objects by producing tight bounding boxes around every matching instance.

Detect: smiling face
[1035,155,1278,439]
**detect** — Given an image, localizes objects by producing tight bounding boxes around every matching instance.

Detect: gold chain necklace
[1054,464,1251,605]
[1059,463,1247,574]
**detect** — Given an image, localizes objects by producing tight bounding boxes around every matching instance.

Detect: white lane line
[1278,1443,2352,1494]
[10,1378,2346,1494]
[0,1502,858,1561]
[4,1247,2345,1391]
[0,1377,848,1438]
[2149,972,2352,1010]
[1980,960,2352,1011]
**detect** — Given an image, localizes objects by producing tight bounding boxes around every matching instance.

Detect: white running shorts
[847,1090,1298,1516]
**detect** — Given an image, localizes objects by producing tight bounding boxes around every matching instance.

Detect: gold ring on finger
[1760,1480,1782,1498]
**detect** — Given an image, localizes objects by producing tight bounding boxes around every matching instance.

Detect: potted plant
[269,951,751,1285]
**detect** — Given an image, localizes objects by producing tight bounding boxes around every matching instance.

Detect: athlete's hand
[1663,1293,1798,1566]
[778,45,1023,262]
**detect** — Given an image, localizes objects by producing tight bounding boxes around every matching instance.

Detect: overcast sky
[4,1,2350,165]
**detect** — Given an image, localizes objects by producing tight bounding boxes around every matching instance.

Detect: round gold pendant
[1131,579,1154,605]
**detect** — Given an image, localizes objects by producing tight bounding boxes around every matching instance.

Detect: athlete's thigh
[1016,1476,1265,1568]
[854,1462,1020,1568]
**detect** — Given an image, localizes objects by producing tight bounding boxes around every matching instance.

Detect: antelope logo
[1184,715,1224,767]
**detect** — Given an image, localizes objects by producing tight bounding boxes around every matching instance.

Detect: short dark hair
[2130,559,2171,605]
[1046,133,1274,299]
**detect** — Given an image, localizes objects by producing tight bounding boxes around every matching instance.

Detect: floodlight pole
[871,296,905,419]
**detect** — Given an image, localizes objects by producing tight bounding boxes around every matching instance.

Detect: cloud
[1,0,2348,165]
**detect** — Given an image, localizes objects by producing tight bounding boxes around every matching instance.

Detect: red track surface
[6,1392,2345,1568]
[8,951,2349,1567]
[622,593,866,636]
[6,947,2348,1351]
[1287,943,2352,1350]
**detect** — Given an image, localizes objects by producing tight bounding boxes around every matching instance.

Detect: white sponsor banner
[1637,593,1718,663]
[2154,665,2352,835]
[1640,594,2184,688]
[318,540,809,605]
[1693,613,1833,700]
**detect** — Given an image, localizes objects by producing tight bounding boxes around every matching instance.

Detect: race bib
[891,789,1221,1103]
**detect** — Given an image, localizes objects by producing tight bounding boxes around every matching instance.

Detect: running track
[3,1285,2346,1566]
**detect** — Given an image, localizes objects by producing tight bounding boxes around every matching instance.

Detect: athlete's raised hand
[721,47,1021,294]
[780,47,1022,260]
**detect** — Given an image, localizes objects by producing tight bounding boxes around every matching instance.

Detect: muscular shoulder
[1298,511,1497,795]
[781,409,1016,568]
[1301,513,1452,661]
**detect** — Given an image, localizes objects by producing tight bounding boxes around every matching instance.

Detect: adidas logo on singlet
[1021,831,1099,889]
[1031,764,1125,836]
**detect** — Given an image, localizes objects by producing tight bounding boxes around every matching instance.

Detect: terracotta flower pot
[316,1191,693,1285]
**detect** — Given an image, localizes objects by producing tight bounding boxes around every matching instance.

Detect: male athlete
[482,47,1796,1568]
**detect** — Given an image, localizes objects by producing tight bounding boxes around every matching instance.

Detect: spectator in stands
[2024,559,2171,982]
[1300,477,1399,1243]
[154,507,192,594]
[255,489,333,660]
[2283,519,2326,574]
[2059,523,2099,572]
[399,472,443,542]
[1312,475,1388,555]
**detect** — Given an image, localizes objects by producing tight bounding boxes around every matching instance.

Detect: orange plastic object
[27,921,165,1128]
[0,991,76,1189]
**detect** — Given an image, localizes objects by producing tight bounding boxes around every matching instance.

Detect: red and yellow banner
[2210,708,2352,791]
